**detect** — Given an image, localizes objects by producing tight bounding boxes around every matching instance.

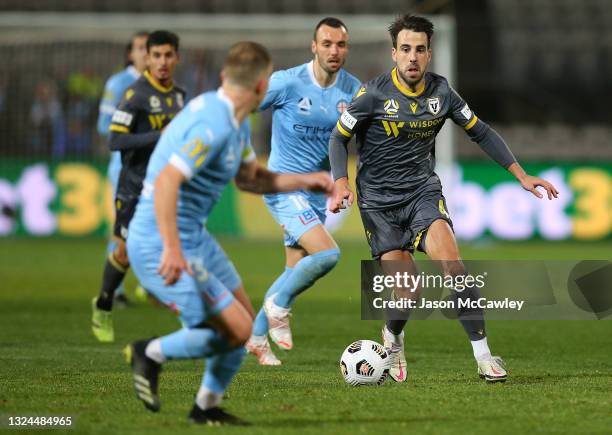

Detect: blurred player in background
[329,15,558,382]
[92,30,185,343]
[124,41,333,425]
[246,17,361,365]
[97,31,148,307]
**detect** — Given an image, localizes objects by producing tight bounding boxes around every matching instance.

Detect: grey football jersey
[336,69,478,210]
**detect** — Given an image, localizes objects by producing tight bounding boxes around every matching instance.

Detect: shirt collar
[307,60,339,89]
[126,65,140,79]
[144,70,174,93]
[217,88,239,129]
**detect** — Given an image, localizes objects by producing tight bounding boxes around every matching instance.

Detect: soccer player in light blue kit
[246,18,361,365]
[96,31,148,305]
[124,42,333,426]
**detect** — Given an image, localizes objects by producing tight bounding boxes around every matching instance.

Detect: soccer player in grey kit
[328,15,559,382]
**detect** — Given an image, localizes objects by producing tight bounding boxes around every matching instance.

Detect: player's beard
[398,67,424,88]
[318,56,344,75]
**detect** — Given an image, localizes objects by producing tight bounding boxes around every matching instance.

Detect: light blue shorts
[127,229,240,327]
[263,191,327,247]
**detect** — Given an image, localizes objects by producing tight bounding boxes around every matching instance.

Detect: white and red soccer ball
[340,340,391,386]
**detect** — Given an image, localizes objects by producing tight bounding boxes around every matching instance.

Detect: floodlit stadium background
[0,0,610,242]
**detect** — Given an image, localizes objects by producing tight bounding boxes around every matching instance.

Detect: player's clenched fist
[329,177,354,213]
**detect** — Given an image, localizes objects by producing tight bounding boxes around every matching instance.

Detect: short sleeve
[259,70,290,111]
[169,124,226,180]
[448,87,478,131]
[335,85,373,138]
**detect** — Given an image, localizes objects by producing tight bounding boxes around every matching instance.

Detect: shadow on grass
[259,415,449,428]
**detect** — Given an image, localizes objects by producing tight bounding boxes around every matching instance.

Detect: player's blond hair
[222,41,271,88]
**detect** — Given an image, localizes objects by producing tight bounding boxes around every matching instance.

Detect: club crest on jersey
[297,97,312,115]
[427,97,441,115]
[336,99,348,114]
[384,99,399,115]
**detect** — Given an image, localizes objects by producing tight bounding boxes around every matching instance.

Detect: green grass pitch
[1,238,611,434]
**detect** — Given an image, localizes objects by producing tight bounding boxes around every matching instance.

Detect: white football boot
[477,356,507,382]
[245,335,282,366]
[382,327,407,382]
[263,297,293,350]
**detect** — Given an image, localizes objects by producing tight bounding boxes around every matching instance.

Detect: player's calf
[273,248,340,308]
[209,300,253,348]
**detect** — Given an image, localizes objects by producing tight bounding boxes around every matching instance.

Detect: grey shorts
[359,176,453,259]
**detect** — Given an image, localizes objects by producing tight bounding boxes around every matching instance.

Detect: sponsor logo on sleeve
[111,110,133,126]
[340,111,357,129]
[461,104,472,120]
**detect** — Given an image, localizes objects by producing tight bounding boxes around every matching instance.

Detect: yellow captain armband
[336,121,352,138]
[465,116,478,130]
[109,124,129,133]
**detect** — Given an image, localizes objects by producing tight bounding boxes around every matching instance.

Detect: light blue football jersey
[98,65,141,186]
[129,88,255,249]
[98,65,141,135]
[260,61,360,174]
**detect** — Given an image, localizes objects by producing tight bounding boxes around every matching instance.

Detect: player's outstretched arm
[507,162,559,200]
[463,118,559,200]
[154,164,193,285]
[234,160,333,195]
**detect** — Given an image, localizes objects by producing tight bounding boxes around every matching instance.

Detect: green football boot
[91,297,114,343]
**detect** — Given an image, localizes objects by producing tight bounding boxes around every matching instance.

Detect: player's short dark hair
[388,15,434,48]
[313,17,348,41]
[125,31,148,66]
[146,30,180,52]
[223,41,271,87]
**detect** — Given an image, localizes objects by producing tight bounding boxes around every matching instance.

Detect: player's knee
[226,318,252,348]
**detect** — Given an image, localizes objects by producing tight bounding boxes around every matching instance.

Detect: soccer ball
[340,340,391,386]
